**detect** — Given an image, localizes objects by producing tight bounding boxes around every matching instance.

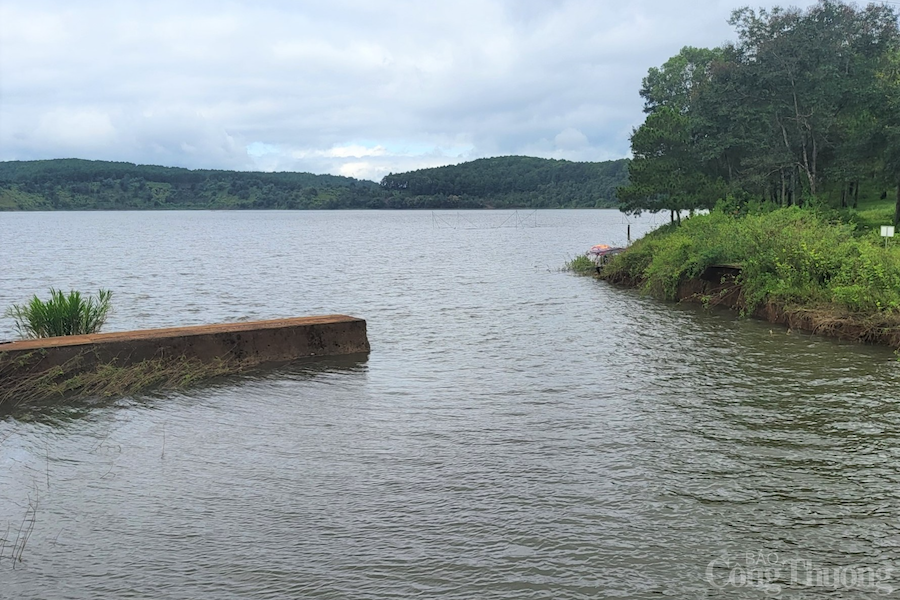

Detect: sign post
[881,225,895,248]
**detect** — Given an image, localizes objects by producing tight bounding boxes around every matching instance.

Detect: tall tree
[883,49,900,225]
[618,107,722,221]
[620,47,725,219]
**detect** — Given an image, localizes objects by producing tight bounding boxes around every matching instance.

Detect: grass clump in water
[5,289,112,339]
[563,254,596,275]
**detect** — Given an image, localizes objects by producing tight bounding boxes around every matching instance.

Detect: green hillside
[0,156,629,210]
[380,156,629,208]
[0,159,381,210]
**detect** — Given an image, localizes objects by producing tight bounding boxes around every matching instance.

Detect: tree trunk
[790,168,797,207]
[894,182,900,228]
[810,136,817,196]
[853,182,859,209]
[670,209,675,224]
[791,80,816,197]
[801,143,815,198]
[781,170,787,206]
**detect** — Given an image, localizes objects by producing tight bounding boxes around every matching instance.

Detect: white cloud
[323,145,388,159]
[554,128,589,151]
[0,0,821,180]
[34,109,118,149]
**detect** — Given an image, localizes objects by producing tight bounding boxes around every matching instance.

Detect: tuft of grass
[5,289,112,339]
[563,254,597,275]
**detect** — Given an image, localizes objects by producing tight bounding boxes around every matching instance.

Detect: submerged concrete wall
[0,315,370,378]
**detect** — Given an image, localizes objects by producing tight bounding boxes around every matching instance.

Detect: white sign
[882,225,895,237]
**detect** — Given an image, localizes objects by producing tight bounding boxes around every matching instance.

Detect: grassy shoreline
[599,201,900,348]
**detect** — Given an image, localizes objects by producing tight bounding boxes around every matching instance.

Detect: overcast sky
[0,0,820,181]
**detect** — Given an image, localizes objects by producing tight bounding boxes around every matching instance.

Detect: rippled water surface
[2,210,900,599]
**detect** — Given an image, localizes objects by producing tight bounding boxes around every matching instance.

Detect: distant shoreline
[0,156,628,211]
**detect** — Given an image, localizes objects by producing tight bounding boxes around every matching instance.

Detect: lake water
[2,210,900,599]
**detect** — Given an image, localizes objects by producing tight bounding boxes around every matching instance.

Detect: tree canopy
[618,0,900,222]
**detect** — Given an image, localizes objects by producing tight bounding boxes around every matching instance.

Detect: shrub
[563,254,596,275]
[6,289,112,339]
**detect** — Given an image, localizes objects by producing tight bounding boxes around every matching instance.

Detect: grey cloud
[0,0,820,180]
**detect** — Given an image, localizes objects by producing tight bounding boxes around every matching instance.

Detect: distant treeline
[0,159,381,210]
[381,156,628,208]
[0,156,628,211]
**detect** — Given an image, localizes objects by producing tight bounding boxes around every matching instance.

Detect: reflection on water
[2,211,900,599]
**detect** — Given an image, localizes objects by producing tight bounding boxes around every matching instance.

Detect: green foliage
[563,254,596,275]
[618,106,725,218]
[604,207,900,315]
[640,46,724,114]
[6,289,113,339]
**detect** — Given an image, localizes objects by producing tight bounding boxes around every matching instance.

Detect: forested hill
[380,156,629,208]
[0,159,382,210]
[0,156,629,210]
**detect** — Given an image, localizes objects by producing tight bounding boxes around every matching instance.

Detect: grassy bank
[602,202,900,331]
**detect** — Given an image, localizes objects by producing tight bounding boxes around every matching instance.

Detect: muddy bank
[603,268,900,349]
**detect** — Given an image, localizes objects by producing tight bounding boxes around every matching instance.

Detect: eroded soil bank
[603,269,900,349]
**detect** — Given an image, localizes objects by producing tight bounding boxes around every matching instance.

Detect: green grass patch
[6,289,112,339]
[833,193,897,233]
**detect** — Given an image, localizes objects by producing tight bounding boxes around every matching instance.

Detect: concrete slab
[0,315,370,377]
